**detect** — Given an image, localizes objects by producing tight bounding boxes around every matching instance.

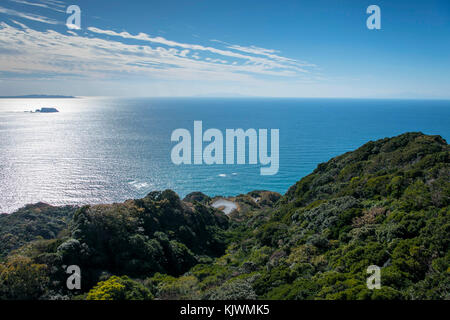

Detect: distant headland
[0,94,76,99]
[35,107,59,113]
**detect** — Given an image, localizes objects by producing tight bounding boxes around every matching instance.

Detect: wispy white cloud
[87,27,312,74]
[9,0,64,12]
[0,2,317,83]
[0,19,318,85]
[210,39,316,67]
[0,5,59,24]
[9,0,50,9]
[40,0,66,8]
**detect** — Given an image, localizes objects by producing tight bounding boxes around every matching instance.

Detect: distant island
[35,107,59,113]
[0,94,75,99]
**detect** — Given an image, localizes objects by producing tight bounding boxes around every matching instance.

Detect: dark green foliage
[205,278,257,300]
[0,255,49,300]
[59,190,228,289]
[285,132,448,206]
[2,132,449,300]
[0,203,76,258]
[183,192,211,204]
[174,132,448,301]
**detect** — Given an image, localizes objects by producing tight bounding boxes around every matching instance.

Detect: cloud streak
[0,5,59,24]
[87,26,313,75]
[0,1,319,89]
[8,0,66,12]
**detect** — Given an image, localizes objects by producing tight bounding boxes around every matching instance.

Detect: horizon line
[1,95,450,101]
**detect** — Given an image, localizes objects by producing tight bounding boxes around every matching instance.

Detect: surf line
[171,121,279,175]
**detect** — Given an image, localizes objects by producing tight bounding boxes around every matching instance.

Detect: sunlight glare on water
[0,97,449,213]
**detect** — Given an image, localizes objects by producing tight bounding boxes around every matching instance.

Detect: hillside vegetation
[0,132,448,300]
[0,203,76,259]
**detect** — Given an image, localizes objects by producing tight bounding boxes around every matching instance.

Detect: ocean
[0,97,449,213]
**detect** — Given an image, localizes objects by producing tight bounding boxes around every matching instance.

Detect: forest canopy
[0,132,448,300]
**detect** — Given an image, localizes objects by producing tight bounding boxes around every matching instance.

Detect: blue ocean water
[0,97,449,213]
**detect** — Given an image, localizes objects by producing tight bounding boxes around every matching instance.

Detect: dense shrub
[86,275,153,300]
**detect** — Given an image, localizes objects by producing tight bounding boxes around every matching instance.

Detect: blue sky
[0,0,449,98]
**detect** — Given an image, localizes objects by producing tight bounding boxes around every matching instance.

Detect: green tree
[0,255,49,300]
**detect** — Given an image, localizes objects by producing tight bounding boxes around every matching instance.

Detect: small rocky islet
[34,107,59,113]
